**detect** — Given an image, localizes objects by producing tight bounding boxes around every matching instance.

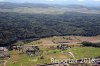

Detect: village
[0,36,100,66]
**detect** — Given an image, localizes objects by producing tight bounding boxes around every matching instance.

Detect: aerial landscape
[0,0,100,66]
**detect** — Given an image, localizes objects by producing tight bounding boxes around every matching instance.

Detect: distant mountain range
[0,2,100,9]
[0,2,100,14]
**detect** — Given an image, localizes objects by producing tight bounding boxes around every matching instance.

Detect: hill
[0,2,100,14]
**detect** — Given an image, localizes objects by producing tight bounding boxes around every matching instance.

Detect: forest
[0,12,100,46]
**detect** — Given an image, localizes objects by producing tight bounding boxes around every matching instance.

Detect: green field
[5,47,100,66]
[68,47,100,59]
[2,36,100,66]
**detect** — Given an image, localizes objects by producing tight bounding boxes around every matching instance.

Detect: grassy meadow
[1,36,100,66]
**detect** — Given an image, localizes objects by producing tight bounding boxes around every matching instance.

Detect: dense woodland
[0,11,100,46]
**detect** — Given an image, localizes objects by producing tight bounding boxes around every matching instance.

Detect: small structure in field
[57,44,68,50]
[23,45,40,56]
[0,51,10,58]
[0,47,10,59]
[12,46,23,51]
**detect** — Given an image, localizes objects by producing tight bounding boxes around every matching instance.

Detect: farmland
[5,47,100,66]
[1,36,99,66]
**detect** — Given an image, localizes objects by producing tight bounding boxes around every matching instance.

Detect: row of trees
[82,42,100,47]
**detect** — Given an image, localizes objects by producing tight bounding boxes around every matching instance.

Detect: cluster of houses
[57,44,69,50]
[0,45,41,59]
[0,43,99,66]
[12,45,40,56]
[23,45,40,56]
[0,47,10,59]
[0,47,10,66]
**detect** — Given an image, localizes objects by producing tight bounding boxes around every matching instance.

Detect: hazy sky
[0,0,100,6]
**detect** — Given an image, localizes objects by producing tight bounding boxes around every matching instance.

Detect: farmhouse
[57,44,68,50]
[23,45,40,56]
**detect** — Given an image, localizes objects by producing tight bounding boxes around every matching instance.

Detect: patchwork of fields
[1,36,100,66]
